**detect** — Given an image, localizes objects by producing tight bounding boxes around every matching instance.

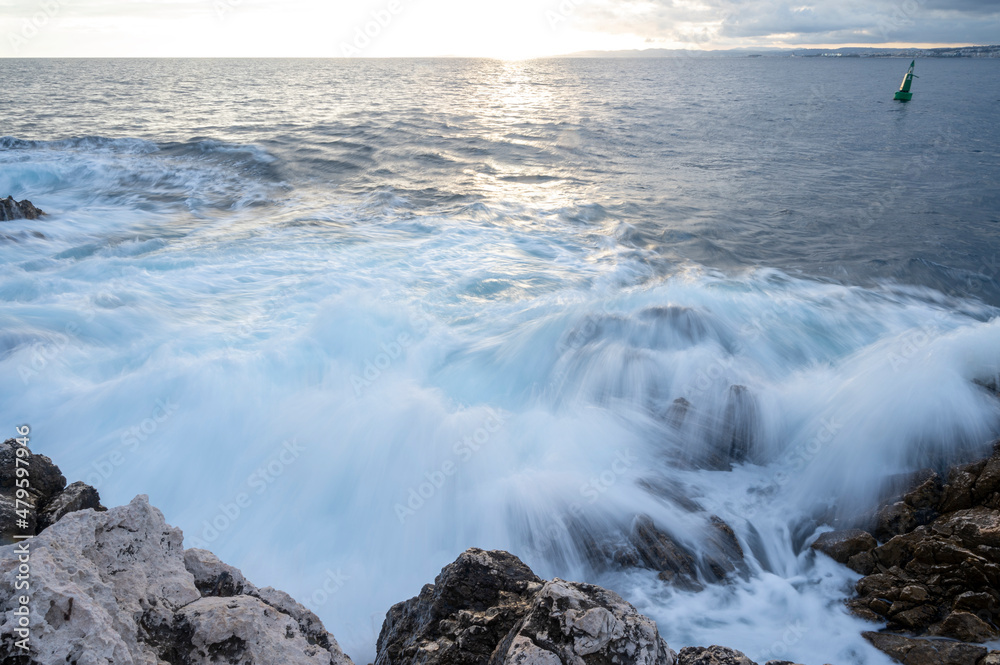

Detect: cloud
[572,0,1000,46]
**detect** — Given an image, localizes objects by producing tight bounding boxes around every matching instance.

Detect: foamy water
[2,58,1000,663]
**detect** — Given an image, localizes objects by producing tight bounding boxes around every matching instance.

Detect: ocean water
[2,57,1000,663]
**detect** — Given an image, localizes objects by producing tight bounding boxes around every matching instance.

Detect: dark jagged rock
[568,511,744,592]
[375,548,677,665]
[847,441,1000,645]
[630,515,702,590]
[0,438,66,502]
[871,471,944,542]
[701,516,748,581]
[0,196,44,221]
[862,632,988,665]
[37,480,106,530]
[676,646,756,665]
[1,438,64,543]
[811,529,877,574]
[0,438,105,544]
[375,549,543,665]
[700,386,760,471]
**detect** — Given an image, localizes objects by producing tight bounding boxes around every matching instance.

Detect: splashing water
[2,58,1000,664]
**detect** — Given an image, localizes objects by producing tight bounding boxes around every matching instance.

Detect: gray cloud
[575,0,1000,45]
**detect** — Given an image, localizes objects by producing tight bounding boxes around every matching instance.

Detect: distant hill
[560,45,1000,59]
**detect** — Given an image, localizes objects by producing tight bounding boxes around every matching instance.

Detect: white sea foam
[1,139,998,665]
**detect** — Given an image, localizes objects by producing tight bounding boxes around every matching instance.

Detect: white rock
[179,596,342,664]
[495,579,675,665]
[0,495,352,665]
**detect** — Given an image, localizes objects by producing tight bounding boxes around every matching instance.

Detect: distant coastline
[560,44,1000,58]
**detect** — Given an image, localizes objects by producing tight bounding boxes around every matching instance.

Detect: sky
[1,0,997,58]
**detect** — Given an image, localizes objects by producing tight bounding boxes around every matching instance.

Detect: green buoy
[894,60,917,101]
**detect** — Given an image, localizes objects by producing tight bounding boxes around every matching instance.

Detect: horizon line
[2,43,996,60]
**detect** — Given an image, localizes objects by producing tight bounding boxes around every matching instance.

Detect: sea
[2,57,1000,664]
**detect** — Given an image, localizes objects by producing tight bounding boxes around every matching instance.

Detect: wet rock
[0,495,352,665]
[638,305,713,347]
[904,472,945,510]
[675,646,756,665]
[874,501,923,542]
[701,516,747,581]
[928,611,999,643]
[703,386,760,470]
[629,515,702,591]
[848,442,1000,643]
[973,378,999,397]
[939,461,987,514]
[376,548,676,665]
[811,529,876,565]
[375,548,543,665]
[490,578,676,665]
[847,551,878,575]
[637,478,703,513]
[0,195,44,221]
[862,631,987,665]
[723,386,758,465]
[664,397,692,429]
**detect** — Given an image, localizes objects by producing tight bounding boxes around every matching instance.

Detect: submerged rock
[697,385,760,471]
[0,196,44,221]
[375,548,676,665]
[630,515,702,590]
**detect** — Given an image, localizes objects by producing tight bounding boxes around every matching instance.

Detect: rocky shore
[3,437,1000,665]
[811,441,1000,665]
[0,197,43,222]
